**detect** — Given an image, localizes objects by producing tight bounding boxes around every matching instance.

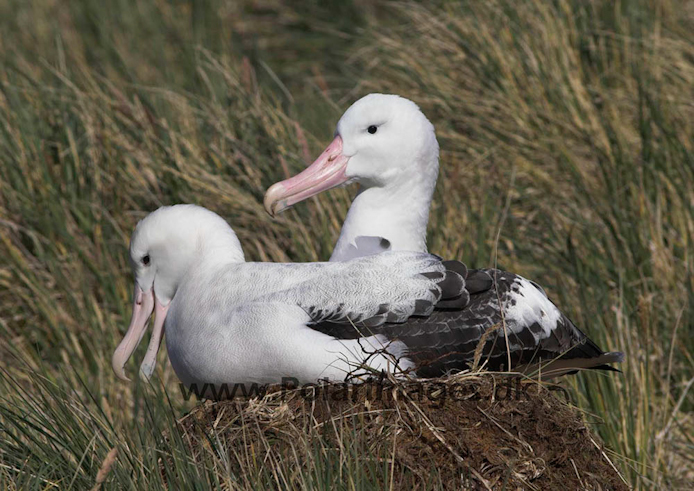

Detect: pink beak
[112,284,170,382]
[264,135,350,216]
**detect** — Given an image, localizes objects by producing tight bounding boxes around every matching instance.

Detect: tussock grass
[0,0,692,488]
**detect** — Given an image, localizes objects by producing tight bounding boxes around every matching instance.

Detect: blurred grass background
[0,0,692,488]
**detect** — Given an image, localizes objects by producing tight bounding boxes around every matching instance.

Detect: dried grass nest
[175,373,629,490]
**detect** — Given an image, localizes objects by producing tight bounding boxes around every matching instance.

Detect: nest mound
[177,374,627,490]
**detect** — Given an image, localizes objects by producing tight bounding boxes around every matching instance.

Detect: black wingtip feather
[435,291,471,309]
[465,270,494,294]
[438,270,466,299]
[590,364,622,373]
[442,260,468,279]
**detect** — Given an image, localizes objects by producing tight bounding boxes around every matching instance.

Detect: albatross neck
[330,171,437,261]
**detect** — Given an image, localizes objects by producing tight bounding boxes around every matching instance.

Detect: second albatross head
[264,94,439,216]
[112,205,244,382]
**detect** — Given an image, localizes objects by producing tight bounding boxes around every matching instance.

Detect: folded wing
[312,267,623,379]
[258,251,467,326]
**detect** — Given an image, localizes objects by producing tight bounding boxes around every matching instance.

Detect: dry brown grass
[177,374,628,490]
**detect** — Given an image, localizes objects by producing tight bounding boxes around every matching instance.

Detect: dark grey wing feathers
[465,270,494,294]
[312,267,623,378]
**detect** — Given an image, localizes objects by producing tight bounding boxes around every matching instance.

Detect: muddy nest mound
[177,374,627,490]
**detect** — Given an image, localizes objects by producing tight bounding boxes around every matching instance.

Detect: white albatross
[112,204,471,389]
[264,93,624,377]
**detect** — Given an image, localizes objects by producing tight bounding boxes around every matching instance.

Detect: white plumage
[264,94,624,377]
[112,205,459,388]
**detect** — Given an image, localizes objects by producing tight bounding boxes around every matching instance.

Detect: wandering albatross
[112,204,475,389]
[264,93,624,378]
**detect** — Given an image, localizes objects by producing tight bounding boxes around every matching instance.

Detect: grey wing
[312,272,503,373]
[314,269,620,377]
[261,252,467,327]
[397,269,617,376]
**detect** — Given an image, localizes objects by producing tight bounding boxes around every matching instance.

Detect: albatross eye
[142,254,150,266]
[367,125,378,134]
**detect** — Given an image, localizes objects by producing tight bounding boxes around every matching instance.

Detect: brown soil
[177,374,628,490]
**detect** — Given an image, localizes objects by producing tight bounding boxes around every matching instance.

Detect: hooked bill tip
[263,183,289,217]
[113,364,131,382]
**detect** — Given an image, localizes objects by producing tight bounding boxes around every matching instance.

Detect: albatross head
[112,204,244,382]
[264,94,439,216]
